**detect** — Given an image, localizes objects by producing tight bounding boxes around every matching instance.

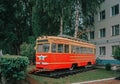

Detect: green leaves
[20,42,35,63]
[0,0,103,55]
[0,0,33,54]
[113,47,120,60]
[0,55,29,81]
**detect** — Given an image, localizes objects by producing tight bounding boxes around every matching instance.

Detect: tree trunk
[1,76,6,84]
[74,0,79,38]
[60,16,63,35]
[60,8,63,35]
[0,50,3,56]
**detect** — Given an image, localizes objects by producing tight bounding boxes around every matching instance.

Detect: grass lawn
[27,66,120,84]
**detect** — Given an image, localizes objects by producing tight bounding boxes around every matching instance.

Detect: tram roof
[37,35,96,48]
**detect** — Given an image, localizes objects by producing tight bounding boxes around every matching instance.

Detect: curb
[71,77,115,84]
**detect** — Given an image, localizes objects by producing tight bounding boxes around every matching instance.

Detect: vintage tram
[35,35,96,71]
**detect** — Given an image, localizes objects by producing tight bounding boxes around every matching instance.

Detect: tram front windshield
[37,43,50,53]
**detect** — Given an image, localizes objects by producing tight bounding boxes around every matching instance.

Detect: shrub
[20,43,35,64]
[0,55,29,82]
[113,47,120,61]
[105,63,111,71]
[96,57,102,65]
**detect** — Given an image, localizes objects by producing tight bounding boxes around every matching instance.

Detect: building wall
[89,0,120,63]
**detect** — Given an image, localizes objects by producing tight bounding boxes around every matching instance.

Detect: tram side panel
[36,53,95,71]
[36,53,72,71]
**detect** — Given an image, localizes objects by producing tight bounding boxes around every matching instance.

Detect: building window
[111,4,119,16]
[99,28,106,38]
[112,45,119,55]
[99,10,105,20]
[89,31,95,39]
[112,24,119,36]
[99,46,106,55]
[88,16,94,24]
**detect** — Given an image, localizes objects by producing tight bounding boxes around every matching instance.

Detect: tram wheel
[69,64,77,70]
[85,62,92,68]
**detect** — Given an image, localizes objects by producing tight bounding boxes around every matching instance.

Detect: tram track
[32,67,95,78]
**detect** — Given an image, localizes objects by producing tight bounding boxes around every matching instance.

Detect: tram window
[79,47,82,53]
[71,46,76,53]
[86,48,89,53]
[83,47,86,53]
[37,44,50,52]
[90,48,93,53]
[37,44,43,52]
[76,46,80,54]
[80,47,83,53]
[43,44,49,52]
[52,43,56,52]
[86,48,88,53]
[87,48,93,54]
[65,45,69,53]
[58,44,63,53]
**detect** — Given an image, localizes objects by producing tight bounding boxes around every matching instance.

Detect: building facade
[89,0,120,65]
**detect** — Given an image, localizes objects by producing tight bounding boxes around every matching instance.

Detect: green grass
[28,66,120,84]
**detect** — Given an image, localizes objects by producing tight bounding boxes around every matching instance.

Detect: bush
[20,43,35,64]
[96,57,102,65]
[113,47,120,61]
[0,55,29,83]
[105,63,111,71]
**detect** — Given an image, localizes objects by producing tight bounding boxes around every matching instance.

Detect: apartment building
[89,0,120,65]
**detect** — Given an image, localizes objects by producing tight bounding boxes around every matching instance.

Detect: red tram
[35,35,96,71]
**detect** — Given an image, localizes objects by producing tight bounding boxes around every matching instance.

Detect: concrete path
[71,77,116,84]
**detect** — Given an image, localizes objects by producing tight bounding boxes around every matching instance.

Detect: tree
[74,0,102,38]
[32,0,103,38]
[32,0,73,37]
[0,0,33,54]
[0,0,103,55]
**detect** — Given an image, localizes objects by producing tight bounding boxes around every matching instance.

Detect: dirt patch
[26,75,40,84]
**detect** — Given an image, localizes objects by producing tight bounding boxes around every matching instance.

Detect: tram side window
[79,47,82,53]
[52,43,56,52]
[65,45,69,53]
[76,46,80,54]
[43,44,49,52]
[58,44,63,53]
[84,47,87,53]
[80,47,86,53]
[71,46,76,53]
[90,48,93,54]
[87,48,93,54]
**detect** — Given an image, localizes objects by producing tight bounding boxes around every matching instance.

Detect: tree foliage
[32,0,74,37]
[0,0,102,54]
[20,42,35,64]
[0,0,33,54]
[32,0,102,37]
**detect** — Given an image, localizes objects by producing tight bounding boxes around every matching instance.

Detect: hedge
[0,55,29,82]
